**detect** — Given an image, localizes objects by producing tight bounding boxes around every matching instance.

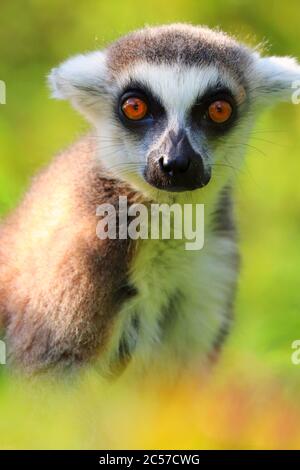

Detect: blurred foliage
[0,0,300,449]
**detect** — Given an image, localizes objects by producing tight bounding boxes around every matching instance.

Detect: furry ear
[251,53,300,105]
[48,51,109,121]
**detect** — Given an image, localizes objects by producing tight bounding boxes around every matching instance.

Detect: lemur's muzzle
[144,129,211,192]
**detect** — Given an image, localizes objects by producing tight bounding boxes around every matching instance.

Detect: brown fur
[0,136,142,373]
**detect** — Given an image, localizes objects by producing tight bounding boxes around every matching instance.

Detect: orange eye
[208,100,233,124]
[122,97,148,120]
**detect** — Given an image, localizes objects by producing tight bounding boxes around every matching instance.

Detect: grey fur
[107,24,253,84]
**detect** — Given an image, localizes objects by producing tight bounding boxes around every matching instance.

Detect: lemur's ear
[252,53,300,105]
[48,51,108,121]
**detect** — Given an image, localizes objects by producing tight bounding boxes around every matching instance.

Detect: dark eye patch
[191,87,238,135]
[116,81,166,132]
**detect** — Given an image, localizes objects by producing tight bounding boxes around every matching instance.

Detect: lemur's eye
[122,97,148,121]
[208,100,232,124]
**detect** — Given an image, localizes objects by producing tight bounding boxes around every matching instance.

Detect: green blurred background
[0,0,300,449]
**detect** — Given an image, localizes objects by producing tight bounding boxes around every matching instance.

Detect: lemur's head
[49,24,300,199]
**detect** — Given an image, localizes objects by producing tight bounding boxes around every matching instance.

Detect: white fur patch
[48,51,107,99]
[48,51,110,123]
[97,207,238,378]
[99,231,237,375]
[249,53,300,104]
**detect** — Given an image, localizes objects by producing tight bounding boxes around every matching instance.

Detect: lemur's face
[50,24,300,197]
[113,63,245,193]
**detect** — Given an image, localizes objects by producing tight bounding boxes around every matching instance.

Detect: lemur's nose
[159,154,190,174]
[145,129,210,192]
[159,131,193,175]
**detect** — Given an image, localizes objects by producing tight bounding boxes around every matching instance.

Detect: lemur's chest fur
[103,207,239,377]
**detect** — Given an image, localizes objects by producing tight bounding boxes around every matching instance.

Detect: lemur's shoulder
[0,136,139,373]
[0,134,140,242]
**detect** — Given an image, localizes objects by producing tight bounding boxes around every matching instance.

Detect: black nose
[159,154,190,174]
[145,129,210,192]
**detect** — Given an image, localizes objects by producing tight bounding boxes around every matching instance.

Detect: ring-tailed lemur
[0,24,299,376]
